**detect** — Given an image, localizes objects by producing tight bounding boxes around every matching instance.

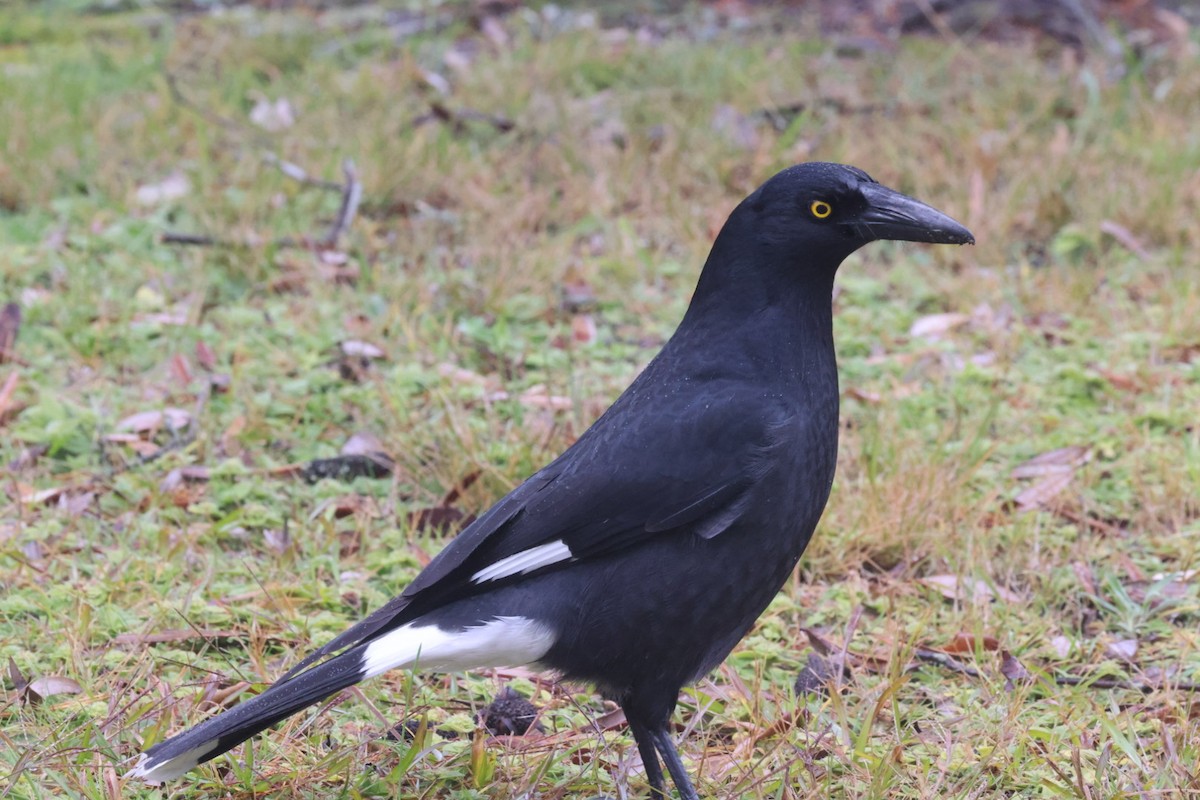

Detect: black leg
[626,715,668,799]
[649,726,699,800]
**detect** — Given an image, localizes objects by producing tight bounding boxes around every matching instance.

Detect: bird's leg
[626,716,668,799]
[648,726,699,800]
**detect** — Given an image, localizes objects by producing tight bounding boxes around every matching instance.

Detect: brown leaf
[339,340,386,360]
[0,302,20,363]
[571,313,597,345]
[0,370,21,425]
[921,574,1021,604]
[438,362,499,390]
[909,312,969,340]
[940,632,1000,654]
[845,387,882,404]
[310,494,379,519]
[1013,471,1074,512]
[8,658,27,692]
[249,96,296,132]
[1096,368,1141,392]
[802,627,837,657]
[516,386,572,410]
[263,527,290,555]
[20,485,68,506]
[999,651,1032,690]
[134,172,189,206]
[116,408,190,434]
[24,675,83,704]
[169,354,194,388]
[1071,561,1099,595]
[1099,220,1150,260]
[591,706,627,731]
[1106,638,1138,662]
[58,491,94,517]
[1049,635,1073,659]
[341,431,385,456]
[195,340,218,371]
[1009,446,1091,479]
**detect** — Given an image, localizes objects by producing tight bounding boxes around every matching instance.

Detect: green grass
[1,2,1199,798]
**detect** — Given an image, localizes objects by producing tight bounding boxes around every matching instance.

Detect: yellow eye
[810,200,832,219]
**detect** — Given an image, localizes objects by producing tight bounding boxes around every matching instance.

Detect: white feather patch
[361,617,556,680]
[128,740,219,783]
[471,540,572,583]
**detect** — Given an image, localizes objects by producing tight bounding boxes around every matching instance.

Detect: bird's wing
[280,386,792,681]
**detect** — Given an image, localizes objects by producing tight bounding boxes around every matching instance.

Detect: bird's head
[742,162,974,264]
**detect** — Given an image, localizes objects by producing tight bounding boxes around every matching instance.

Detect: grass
[1,2,1198,797]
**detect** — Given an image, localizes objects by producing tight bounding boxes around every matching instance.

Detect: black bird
[131,163,973,799]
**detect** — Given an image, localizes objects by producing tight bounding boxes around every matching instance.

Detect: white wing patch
[361,617,556,680]
[470,540,573,583]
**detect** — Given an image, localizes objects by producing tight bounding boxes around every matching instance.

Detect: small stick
[263,152,343,192]
[324,158,362,247]
[913,647,982,678]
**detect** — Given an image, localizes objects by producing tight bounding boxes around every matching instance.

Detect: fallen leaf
[438,363,498,390]
[1106,638,1138,662]
[1013,471,1074,512]
[58,491,94,517]
[134,172,190,206]
[169,354,194,388]
[1009,446,1091,479]
[1049,635,1073,659]
[24,675,83,704]
[0,302,20,363]
[249,96,296,131]
[1071,561,1099,595]
[909,312,969,339]
[1097,368,1141,394]
[263,527,290,555]
[1099,219,1150,260]
[940,632,1001,654]
[999,651,1032,690]
[571,313,597,345]
[8,658,27,692]
[517,386,572,410]
[20,486,68,506]
[195,340,218,371]
[0,370,21,425]
[341,431,385,456]
[846,387,882,404]
[116,408,190,433]
[921,574,1021,604]
[339,340,386,359]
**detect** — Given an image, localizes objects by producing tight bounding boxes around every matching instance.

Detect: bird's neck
[674,232,840,389]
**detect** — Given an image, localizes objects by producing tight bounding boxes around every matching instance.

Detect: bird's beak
[854,183,975,245]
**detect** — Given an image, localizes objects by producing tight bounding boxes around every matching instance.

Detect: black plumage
[131,162,973,799]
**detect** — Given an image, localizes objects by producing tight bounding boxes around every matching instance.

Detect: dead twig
[162,158,361,251]
[413,100,515,134]
[324,159,362,248]
[263,152,343,192]
[914,647,982,678]
[1053,674,1200,693]
[160,232,225,247]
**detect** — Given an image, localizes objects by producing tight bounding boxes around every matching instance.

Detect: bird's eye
[810,200,833,219]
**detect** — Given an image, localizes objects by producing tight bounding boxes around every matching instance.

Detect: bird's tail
[129,641,371,782]
[129,615,556,782]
